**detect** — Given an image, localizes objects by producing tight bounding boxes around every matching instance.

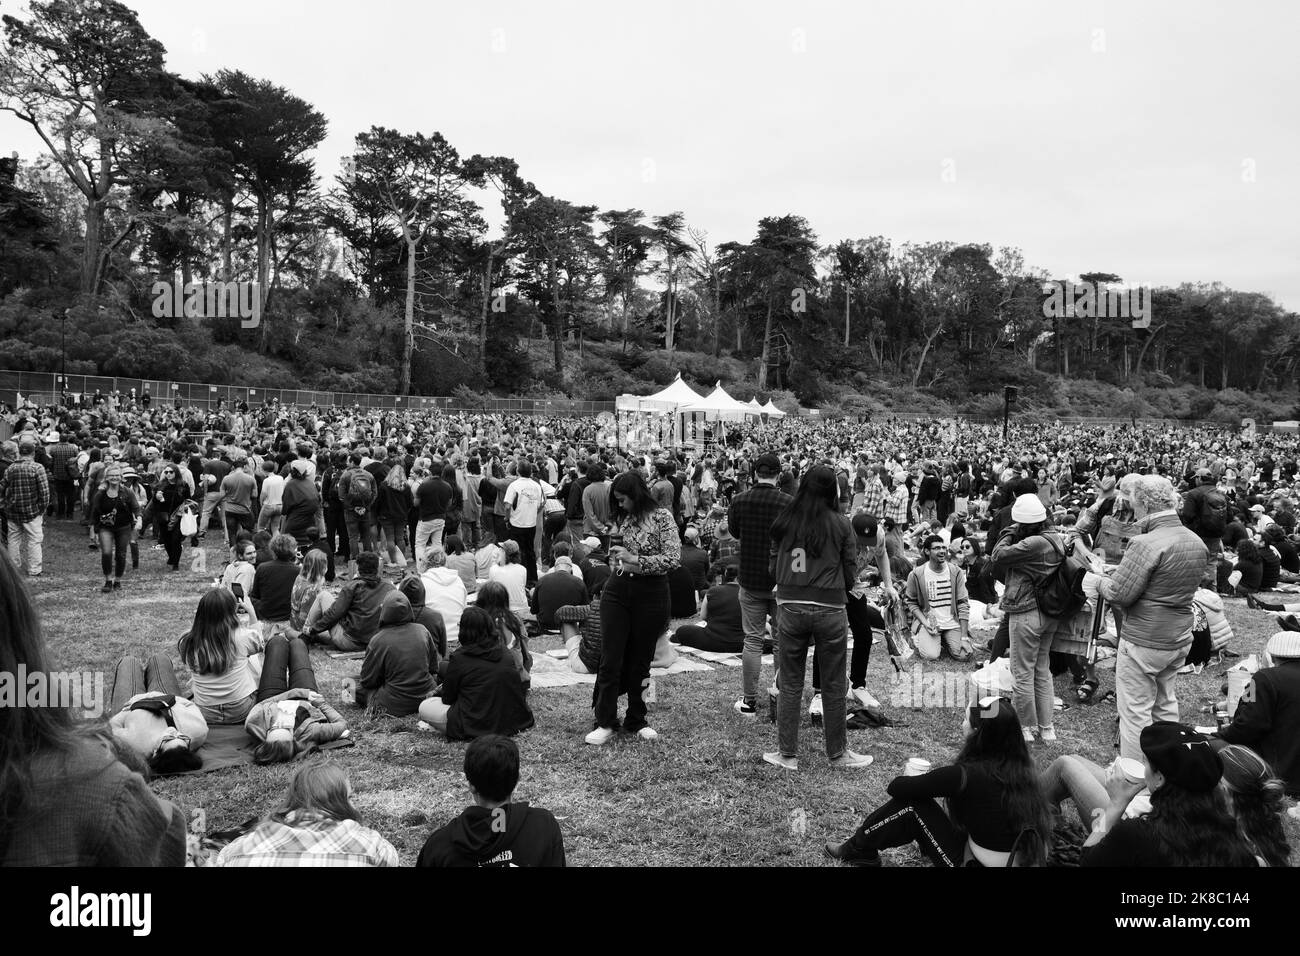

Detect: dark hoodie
[415,801,565,868]
[358,592,437,717]
[398,576,448,658]
[314,565,395,645]
[442,642,534,741]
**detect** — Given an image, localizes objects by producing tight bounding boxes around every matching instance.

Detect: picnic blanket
[673,644,776,668]
[166,723,355,776]
[528,652,715,689]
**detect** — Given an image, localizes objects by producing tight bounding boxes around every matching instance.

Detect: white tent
[615,374,707,451]
[641,373,705,407]
[681,382,755,421]
[745,398,763,413]
[761,400,788,418]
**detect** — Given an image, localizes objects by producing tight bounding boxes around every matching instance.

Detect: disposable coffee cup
[1228,570,1242,589]
[1113,757,1145,785]
[904,757,932,777]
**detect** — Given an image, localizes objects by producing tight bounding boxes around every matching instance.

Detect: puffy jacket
[1098,512,1207,651]
[313,567,395,645]
[770,513,856,607]
[989,528,1069,614]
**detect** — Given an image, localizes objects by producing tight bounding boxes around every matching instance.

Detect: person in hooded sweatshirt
[304,551,395,651]
[416,734,564,867]
[420,549,467,646]
[398,574,448,660]
[357,591,439,717]
[417,607,534,740]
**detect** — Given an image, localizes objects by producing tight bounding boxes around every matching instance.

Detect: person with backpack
[338,451,378,577]
[1181,467,1228,587]
[1093,475,1208,762]
[989,494,1075,744]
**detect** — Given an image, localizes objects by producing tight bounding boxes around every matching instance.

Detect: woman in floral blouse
[585,470,681,745]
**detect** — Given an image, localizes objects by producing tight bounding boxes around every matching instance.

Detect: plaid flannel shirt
[885,485,910,529]
[726,483,791,591]
[0,459,51,522]
[216,810,398,867]
[47,442,79,481]
[860,476,886,519]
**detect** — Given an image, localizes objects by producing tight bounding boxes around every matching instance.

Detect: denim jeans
[198,693,255,726]
[592,572,668,731]
[414,517,446,567]
[255,504,282,533]
[110,654,183,713]
[812,594,881,690]
[1042,755,1109,828]
[775,602,848,759]
[6,515,43,574]
[256,634,318,701]
[739,587,779,703]
[344,508,376,560]
[199,491,224,538]
[1115,639,1185,761]
[98,526,132,579]
[1008,606,1063,732]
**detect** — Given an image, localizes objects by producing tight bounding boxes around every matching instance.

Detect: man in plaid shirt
[0,435,50,575]
[885,471,911,531]
[45,431,80,519]
[726,453,791,715]
[860,466,887,520]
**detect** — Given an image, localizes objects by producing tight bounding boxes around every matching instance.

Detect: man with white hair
[0,434,49,575]
[1093,475,1208,761]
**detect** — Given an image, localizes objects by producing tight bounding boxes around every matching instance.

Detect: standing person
[1181,467,1229,587]
[989,494,1071,743]
[565,459,590,544]
[338,452,378,575]
[46,429,80,520]
[198,450,231,542]
[504,460,544,588]
[413,457,452,568]
[378,461,413,570]
[219,454,258,544]
[280,459,322,551]
[763,465,873,770]
[256,459,285,533]
[89,463,141,593]
[581,462,613,547]
[0,434,49,576]
[1093,476,1207,762]
[584,471,681,746]
[727,453,789,717]
[154,463,192,571]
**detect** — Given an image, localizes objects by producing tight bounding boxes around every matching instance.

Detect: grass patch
[29,521,1300,865]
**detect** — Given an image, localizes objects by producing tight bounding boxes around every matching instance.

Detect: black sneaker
[824,842,881,867]
[112,580,121,591]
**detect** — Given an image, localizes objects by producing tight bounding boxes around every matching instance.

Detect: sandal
[1076,678,1100,703]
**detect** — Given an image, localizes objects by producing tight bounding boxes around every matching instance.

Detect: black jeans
[812,595,882,691]
[593,572,669,731]
[161,522,184,568]
[847,796,964,868]
[98,526,132,579]
[256,635,318,702]
[509,524,539,587]
[54,479,78,518]
[327,502,349,559]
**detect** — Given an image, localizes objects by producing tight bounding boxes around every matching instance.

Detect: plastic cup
[1113,757,1145,785]
[904,757,932,777]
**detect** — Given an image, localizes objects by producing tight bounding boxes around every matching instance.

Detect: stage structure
[615,376,770,453]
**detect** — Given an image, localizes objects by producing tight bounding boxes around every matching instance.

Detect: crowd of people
[2,388,1299,866]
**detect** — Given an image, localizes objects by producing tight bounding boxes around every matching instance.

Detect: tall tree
[651,212,689,351]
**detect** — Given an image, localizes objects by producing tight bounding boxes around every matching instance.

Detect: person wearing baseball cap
[989,493,1073,744]
[1212,632,1300,798]
[1081,722,1257,867]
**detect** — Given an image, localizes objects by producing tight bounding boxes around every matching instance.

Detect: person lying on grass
[108,653,207,774]
[245,633,349,764]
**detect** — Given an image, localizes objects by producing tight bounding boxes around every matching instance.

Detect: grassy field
[27,519,1300,866]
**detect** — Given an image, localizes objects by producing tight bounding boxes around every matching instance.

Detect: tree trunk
[81,198,105,296]
[478,261,493,370]
[757,294,774,389]
[549,257,565,386]
[400,232,416,395]
[256,196,272,352]
[912,321,942,388]
[1133,322,1165,378]
[844,287,851,347]
[222,196,234,281]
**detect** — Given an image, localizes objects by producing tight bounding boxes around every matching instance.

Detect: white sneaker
[1023,728,1037,743]
[829,750,874,769]
[1039,727,1057,742]
[850,687,880,709]
[763,752,798,771]
[733,698,758,717]
[636,727,658,740]
[809,693,824,721]
[585,726,617,746]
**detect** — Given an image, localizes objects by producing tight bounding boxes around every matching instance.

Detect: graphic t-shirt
[925,564,957,630]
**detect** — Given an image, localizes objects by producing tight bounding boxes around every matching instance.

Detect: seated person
[667,562,700,618]
[678,526,710,596]
[476,581,532,686]
[179,588,266,725]
[474,539,504,581]
[579,538,612,594]
[903,535,972,662]
[244,633,349,763]
[217,762,397,867]
[488,540,530,619]
[826,699,1051,867]
[1260,537,1283,591]
[672,564,744,653]
[549,541,584,580]
[303,551,395,651]
[1080,722,1258,867]
[1212,631,1300,797]
[252,529,274,566]
[417,607,535,741]
[250,533,302,632]
[357,592,438,718]
[220,538,258,600]
[1264,525,1300,583]
[288,550,329,639]
[416,734,565,867]
[301,529,336,583]
[1218,744,1292,867]
[108,653,207,774]
[420,550,468,645]
[399,574,448,659]
[445,534,479,594]
[530,545,589,632]
[556,583,604,675]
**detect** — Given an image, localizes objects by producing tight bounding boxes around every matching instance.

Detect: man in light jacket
[1094,475,1208,761]
[904,535,971,662]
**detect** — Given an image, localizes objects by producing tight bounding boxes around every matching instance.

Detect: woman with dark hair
[764,465,872,770]
[954,537,998,606]
[0,552,186,865]
[244,633,349,764]
[475,580,532,686]
[1081,722,1259,867]
[585,470,680,746]
[672,563,745,652]
[1233,538,1263,594]
[216,762,397,866]
[155,462,193,571]
[89,462,141,593]
[826,697,1052,866]
[1218,744,1292,867]
[179,588,266,725]
[378,460,412,570]
[418,606,534,740]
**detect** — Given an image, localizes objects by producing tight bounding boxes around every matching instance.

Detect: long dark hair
[610,471,657,523]
[770,464,841,559]
[474,581,522,642]
[1219,745,1291,867]
[957,699,1052,864]
[179,589,240,675]
[1141,783,1258,866]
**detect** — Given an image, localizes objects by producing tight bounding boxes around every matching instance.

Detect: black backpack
[1033,534,1088,619]
[1197,489,1228,538]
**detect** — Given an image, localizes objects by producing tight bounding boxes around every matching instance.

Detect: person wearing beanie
[1093,476,1208,762]
[989,493,1072,743]
[1081,722,1258,867]
[1212,631,1300,797]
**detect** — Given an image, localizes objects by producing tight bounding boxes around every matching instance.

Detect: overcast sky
[4,0,1298,307]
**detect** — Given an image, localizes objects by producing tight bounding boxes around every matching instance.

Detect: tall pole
[61,308,68,396]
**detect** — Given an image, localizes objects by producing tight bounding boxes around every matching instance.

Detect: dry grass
[28,520,1300,865]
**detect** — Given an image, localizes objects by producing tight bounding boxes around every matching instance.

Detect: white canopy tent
[745,398,763,414]
[614,374,706,451]
[761,400,788,418]
[681,382,755,421]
